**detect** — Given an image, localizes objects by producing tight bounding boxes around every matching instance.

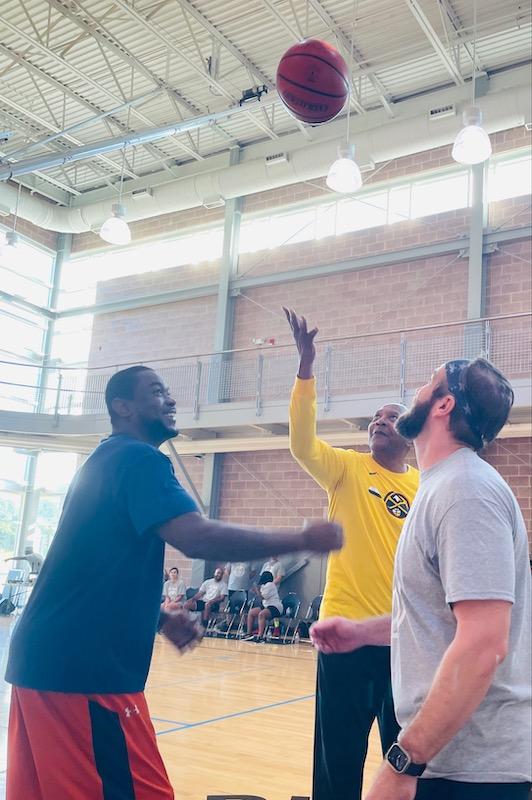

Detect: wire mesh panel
[260,351,300,402]
[489,320,532,378]
[404,325,487,389]
[328,336,402,397]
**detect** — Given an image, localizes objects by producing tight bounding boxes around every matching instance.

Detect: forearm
[179,521,306,562]
[400,638,503,764]
[359,615,392,645]
[297,355,314,380]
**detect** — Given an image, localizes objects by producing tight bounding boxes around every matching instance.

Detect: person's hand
[302,521,343,554]
[160,610,204,654]
[364,762,417,800]
[283,307,318,377]
[310,616,369,653]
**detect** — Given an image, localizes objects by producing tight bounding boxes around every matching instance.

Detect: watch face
[387,744,409,772]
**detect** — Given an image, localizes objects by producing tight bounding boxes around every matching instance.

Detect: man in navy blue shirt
[6,365,342,800]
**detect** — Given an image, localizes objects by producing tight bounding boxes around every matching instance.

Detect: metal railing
[0,314,530,420]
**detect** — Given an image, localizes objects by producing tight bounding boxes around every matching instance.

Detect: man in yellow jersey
[284,308,419,800]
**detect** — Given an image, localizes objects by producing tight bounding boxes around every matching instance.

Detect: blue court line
[156,693,314,737]
[151,716,189,726]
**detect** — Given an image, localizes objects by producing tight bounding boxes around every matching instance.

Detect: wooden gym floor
[0,618,382,799]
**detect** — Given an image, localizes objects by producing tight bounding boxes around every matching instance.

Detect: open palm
[283,307,319,362]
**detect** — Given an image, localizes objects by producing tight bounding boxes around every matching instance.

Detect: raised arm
[157,513,343,562]
[284,307,347,491]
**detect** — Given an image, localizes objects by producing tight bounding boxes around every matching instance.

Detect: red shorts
[7,686,174,800]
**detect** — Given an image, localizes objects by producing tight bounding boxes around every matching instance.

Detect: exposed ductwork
[0,81,529,235]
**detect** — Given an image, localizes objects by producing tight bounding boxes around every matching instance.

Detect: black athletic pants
[312,645,399,800]
[415,779,531,799]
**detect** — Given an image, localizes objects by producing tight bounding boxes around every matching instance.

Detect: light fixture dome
[326,144,363,194]
[452,106,492,165]
[99,203,131,245]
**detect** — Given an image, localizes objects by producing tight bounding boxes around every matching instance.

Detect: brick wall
[217,439,532,560]
[233,254,469,350]
[88,295,218,368]
[2,212,58,251]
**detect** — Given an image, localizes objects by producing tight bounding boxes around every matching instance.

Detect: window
[411,172,469,218]
[0,231,54,305]
[488,153,532,202]
[59,227,224,310]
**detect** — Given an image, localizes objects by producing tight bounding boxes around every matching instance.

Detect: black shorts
[265,606,282,618]
[196,600,220,613]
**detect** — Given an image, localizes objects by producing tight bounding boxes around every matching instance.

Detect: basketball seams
[278,52,350,91]
[277,73,347,99]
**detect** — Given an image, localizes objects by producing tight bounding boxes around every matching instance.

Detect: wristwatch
[385,742,426,777]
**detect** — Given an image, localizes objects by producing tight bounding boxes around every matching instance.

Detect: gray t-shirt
[225,562,253,591]
[392,447,531,782]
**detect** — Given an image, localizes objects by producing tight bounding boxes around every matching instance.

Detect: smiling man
[284,309,419,800]
[5,365,342,800]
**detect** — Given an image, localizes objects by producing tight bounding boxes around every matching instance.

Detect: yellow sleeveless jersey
[289,377,419,621]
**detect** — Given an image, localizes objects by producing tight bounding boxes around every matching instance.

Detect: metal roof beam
[176,0,272,87]
[46,0,206,162]
[405,0,465,85]
[438,0,484,74]
[112,0,280,141]
[306,0,394,116]
[0,13,203,163]
[0,91,141,182]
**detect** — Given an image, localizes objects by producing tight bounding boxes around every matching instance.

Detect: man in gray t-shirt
[310,358,531,800]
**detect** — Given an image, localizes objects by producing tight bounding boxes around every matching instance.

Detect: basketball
[276,39,350,125]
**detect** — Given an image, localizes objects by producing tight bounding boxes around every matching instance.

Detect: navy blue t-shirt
[5,434,197,693]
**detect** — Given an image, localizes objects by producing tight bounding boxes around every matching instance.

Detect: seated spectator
[260,556,284,586]
[244,571,283,642]
[214,562,256,634]
[161,567,186,611]
[184,566,228,628]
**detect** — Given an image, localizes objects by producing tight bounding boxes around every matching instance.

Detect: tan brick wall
[218,439,532,547]
[232,254,469,350]
[3,213,58,251]
[486,238,532,317]
[88,295,218,368]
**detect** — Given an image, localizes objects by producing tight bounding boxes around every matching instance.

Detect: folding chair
[297,594,322,641]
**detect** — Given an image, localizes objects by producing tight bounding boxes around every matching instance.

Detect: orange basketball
[276,39,350,125]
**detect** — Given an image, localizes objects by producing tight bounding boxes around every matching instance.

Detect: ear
[432,393,456,419]
[111,397,133,420]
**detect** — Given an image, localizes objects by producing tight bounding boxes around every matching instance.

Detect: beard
[396,396,436,441]
[143,417,179,443]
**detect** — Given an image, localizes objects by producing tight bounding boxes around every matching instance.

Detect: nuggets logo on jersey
[384,492,410,519]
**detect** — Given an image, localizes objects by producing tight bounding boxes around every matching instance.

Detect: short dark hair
[440,358,514,451]
[259,571,274,585]
[105,365,152,421]
[169,567,178,574]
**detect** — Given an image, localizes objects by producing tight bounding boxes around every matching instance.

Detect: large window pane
[488,154,532,202]
[0,232,54,304]
[411,172,469,218]
[59,228,223,310]
[336,192,387,234]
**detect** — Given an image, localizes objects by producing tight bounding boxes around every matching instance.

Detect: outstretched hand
[160,610,204,654]
[310,616,366,654]
[302,521,343,553]
[283,307,318,370]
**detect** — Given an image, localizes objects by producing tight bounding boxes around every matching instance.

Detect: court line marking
[156,693,314,736]
[151,717,189,726]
